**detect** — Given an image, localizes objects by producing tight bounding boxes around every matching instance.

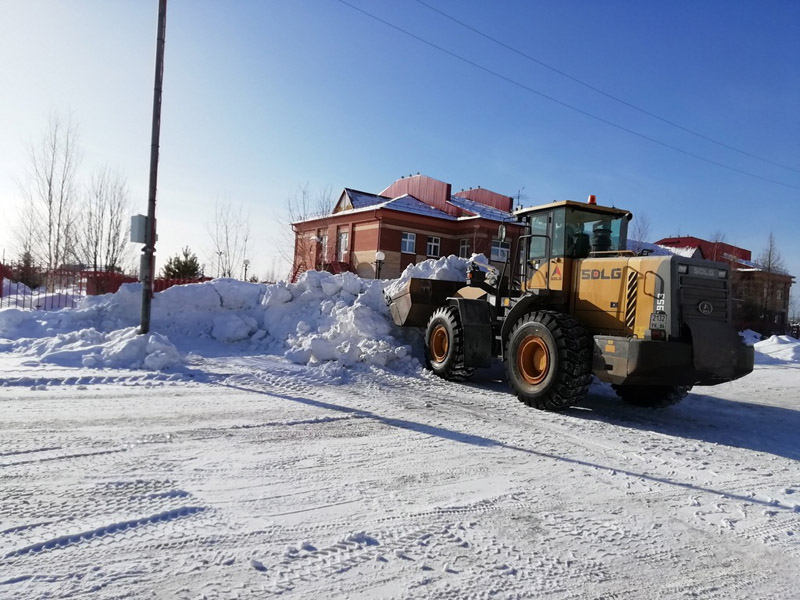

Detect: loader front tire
[505,311,592,410]
[424,306,474,381]
[612,384,691,408]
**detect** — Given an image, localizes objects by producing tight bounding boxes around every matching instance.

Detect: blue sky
[1,0,798,282]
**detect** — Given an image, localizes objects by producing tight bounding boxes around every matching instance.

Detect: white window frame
[401,232,416,254]
[459,239,470,259]
[337,231,349,262]
[319,232,328,261]
[426,236,441,257]
[490,239,510,262]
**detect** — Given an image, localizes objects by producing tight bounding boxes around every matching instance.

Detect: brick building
[291,174,524,281]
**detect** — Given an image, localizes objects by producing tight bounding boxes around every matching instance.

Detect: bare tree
[261,257,281,284]
[75,166,132,272]
[757,232,786,275]
[708,230,727,261]
[789,293,800,324]
[628,212,652,254]
[13,201,39,263]
[757,232,787,329]
[208,198,251,278]
[282,184,335,278]
[21,114,80,270]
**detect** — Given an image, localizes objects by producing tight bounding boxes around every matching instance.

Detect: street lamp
[374,250,385,279]
[243,259,250,281]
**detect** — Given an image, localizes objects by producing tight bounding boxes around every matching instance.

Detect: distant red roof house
[655,236,750,265]
[291,174,522,281]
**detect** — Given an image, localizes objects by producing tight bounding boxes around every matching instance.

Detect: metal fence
[1,264,211,311]
[0,268,87,310]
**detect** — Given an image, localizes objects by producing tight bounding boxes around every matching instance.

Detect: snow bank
[16,326,182,370]
[5,257,798,375]
[1,278,83,310]
[754,335,800,365]
[0,257,473,374]
[2,277,33,297]
[260,270,416,370]
[740,330,800,365]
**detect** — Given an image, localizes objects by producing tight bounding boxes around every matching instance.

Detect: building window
[401,232,416,254]
[319,231,328,262]
[426,236,441,257]
[459,239,470,258]
[337,230,349,262]
[491,239,510,262]
[775,314,783,325]
[777,289,784,300]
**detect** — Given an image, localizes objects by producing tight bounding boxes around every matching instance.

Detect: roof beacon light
[588,194,597,205]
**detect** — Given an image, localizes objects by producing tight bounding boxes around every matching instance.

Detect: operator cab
[511,197,632,292]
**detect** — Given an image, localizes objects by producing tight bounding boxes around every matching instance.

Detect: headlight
[678,264,688,274]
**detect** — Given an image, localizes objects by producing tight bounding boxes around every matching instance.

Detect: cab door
[523,209,571,292]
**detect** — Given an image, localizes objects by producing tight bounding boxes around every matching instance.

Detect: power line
[333,0,800,192]
[415,0,800,176]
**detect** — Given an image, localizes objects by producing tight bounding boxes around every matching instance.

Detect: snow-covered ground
[2,260,799,598]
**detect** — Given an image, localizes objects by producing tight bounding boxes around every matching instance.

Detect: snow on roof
[628,241,672,256]
[382,194,458,221]
[334,189,515,223]
[449,195,514,222]
[345,188,388,209]
[722,252,762,270]
[657,245,700,258]
[629,241,700,257]
[327,193,457,221]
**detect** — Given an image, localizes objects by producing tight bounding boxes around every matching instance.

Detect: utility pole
[139,0,167,335]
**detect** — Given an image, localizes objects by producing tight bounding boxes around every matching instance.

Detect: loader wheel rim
[430,325,450,363]
[518,335,549,385]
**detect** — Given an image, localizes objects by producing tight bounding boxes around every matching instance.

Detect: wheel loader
[386,195,754,410]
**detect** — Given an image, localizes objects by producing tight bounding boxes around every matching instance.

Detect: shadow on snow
[216,377,797,514]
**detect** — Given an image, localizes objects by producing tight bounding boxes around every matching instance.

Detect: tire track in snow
[0,372,191,388]
[2,506,207,559]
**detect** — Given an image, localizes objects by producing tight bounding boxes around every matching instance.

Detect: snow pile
[0,308,42,340]
[1,277,82,310]
[753,335,800,365]
[0,257,475,374]
[4,254,798,375]
[260,270,416,370]
[2,277,33,297]
[383,255,468,298]
[15,326,182,370]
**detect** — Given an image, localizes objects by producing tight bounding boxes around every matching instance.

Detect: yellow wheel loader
[387,196,754,410]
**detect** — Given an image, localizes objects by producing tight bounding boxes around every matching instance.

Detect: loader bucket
[385,278,463,327]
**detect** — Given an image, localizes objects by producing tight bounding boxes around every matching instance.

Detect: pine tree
[161,247,201,279]
[15,251,43,290]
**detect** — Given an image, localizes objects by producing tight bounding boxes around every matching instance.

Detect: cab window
[528,214,549,261]
[564,208,626,257]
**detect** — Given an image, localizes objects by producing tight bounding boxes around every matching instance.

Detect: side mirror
[498,223,507,243]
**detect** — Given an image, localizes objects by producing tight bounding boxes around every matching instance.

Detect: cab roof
[514,200,631,219]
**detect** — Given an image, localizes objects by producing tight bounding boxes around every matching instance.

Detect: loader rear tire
[505,311,592,410]
[424,306,475,381]
[612,384,692,408]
